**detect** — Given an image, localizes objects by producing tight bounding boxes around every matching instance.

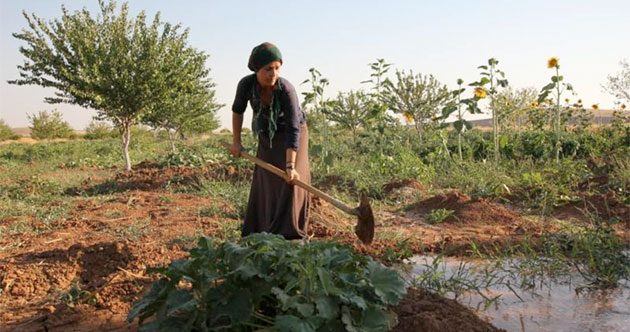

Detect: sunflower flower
[592,104,599,110]
[402,111,414,124]
[547,57,559,68]
[474,88,487,99]
[622,104,627,110]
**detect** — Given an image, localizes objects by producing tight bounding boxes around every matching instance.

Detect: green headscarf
[248,42,283,147]
[248,42,282,72]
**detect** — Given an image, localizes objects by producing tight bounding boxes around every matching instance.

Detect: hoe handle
[221,141,357,216]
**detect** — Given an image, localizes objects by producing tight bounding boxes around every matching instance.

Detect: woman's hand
[230,142,243,157]
[286,168,300,184]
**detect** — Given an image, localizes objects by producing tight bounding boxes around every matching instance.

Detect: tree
[0,119,20,141]
[9,0,216,170]
[494,87,538,132]
[84,120,116,140]
[603,59,630,104]
[323,90,378,141]
[382,70,452,142]
[28,110,75,139]
[141,53,222,152]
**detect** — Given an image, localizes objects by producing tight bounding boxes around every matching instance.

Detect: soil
[391,288,505,332]
[555,191,630,225]
[1,163,619,332]
[383,179,426,195]
[406,191,522,225]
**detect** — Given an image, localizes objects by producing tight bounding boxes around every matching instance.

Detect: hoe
[221,141,374,244]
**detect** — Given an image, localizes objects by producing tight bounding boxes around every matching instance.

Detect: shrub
[84,120,116,140]
[128,234,406,332]
[0,119,19,141]
[28,110,75,139]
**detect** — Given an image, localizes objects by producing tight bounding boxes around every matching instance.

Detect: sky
[1,0,629,130]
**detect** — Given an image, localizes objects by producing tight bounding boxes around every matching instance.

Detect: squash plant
[128,233,406,332]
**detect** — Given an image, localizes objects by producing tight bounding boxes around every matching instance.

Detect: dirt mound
[556,191,630,224]
[408,192,522,225]
[383,179,426,194]
[391,288,505,332]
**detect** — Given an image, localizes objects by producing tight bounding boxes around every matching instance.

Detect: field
[0,127,629,332]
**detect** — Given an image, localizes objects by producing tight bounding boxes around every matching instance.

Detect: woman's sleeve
[232,76,252,114]
[281,79,301,151]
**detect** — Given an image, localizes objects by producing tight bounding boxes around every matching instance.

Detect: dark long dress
[232,75,311,239]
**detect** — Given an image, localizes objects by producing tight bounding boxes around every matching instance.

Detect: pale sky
[1,0,629,130]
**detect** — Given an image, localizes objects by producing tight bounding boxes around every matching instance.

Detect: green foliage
[382,70,452,141]
[470,58,509,162]
[324,90,379,140]
[0,119,19,141]
[28,110,75,139]
[301,68,332,134]
[84,120,117,140]
[128,234,406,332]
[10,0,216,170]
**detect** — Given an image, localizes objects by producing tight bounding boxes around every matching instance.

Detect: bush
[128,234,406,332]
[0,119,19,141]
[28,110,76,139]
[84,120,116,140]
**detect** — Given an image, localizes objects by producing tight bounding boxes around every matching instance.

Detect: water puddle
[406,255,630,332]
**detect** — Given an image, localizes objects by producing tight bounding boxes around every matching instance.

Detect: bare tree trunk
[168,130,176,153]
[121,123,132,171]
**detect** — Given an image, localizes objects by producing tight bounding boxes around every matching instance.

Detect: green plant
[128,234,406,332]
[0,119,19,141]
[382,70,452,143]
[11,0,217,170]
[425,208,455,224]
[537,57,575,162]
[28,110,76,139]
[440,79,482,160]
[469,58,509,163]
[84,120,116,140]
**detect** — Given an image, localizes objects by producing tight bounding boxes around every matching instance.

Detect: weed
[425,208,455,224]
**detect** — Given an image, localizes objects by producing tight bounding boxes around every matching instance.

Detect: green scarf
[251,79,283,148]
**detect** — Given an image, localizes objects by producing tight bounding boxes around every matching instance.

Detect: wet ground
[408,255,630,332]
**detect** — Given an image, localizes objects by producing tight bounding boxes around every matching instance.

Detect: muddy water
[407,256,630,332]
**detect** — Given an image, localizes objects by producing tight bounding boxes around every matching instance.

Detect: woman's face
[256,60,282,88]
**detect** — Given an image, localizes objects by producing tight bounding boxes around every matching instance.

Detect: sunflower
[547,57,559,68]
[577,99,583,104]
[474,88,487,99]
[402,111,414,124]
[592,104,599,110]
[622,104,627,110]
[530,102,539,107]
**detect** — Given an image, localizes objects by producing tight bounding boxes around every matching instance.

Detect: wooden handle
[221,141,358,216]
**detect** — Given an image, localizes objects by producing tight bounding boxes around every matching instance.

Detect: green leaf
[315,296,338,319]
[478,65,488,70]
[453,120,464,133]
[296,302,315,317]
[366,261,406,305]
[165,289,196,317]
[317,267,342,296]
[275,315,317,332]
[542,82,555,91]
[499,135,510,149]
[358,306,389,332]
[310,144,323,156]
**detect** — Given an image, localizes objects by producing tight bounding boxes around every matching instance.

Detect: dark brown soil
[391,288,505,332]
[407,192,523,225]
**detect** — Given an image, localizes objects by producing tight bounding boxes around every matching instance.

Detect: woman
[230,42,310,239]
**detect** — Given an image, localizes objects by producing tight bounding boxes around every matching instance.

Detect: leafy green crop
[128,233,406,332]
